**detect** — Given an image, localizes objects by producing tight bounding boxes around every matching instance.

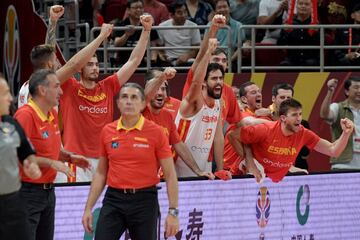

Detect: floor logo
[256,186,270,228]
[296,184,310,225]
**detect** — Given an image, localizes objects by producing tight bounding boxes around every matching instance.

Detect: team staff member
[14,70,89,240]
[0,75,42,240]
[82,83,179,239]
[144,68,215,179]
[229,99,354,183]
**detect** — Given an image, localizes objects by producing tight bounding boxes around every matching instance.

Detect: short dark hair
[344,76,360,94]
[239,81,255,97]
[352,3,360,13]
[120,82,145,101]
[168,0,186,14]
[272,83,294,97]
[279,98,302,116]
[29,69,55,97]
[214,0,230,9]
[212,48,227,56]
[30,44,56,71]
[205,63,224,82]
[126,0,143,8]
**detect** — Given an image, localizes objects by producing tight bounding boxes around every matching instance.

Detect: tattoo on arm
[46,20,57,47]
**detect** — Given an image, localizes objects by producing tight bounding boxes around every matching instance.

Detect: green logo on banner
[296,185,310,226]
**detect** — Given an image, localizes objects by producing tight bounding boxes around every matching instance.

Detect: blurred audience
[157,0,201,67]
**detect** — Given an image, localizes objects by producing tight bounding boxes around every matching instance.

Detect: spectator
[208,0,247,61]
[230,0,260,40]
[334,4,360,66]
[157,0,201,66]
[113,0,160,67]
[144,0,170,25]
[320,77,360,170]
[257,0,288,44]
[278,0,320,66]
[185,0,213,34]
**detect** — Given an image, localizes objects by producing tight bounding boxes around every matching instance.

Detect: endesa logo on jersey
[78,105,108,114]
[201,115,218,123]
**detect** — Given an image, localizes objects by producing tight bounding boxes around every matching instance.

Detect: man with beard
[143,68,215,179]
[175,38,228,177]
[320,77,360,170]
[229,99,354,183]
[59,15,154,182]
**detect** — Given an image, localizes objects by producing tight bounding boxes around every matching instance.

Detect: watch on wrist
[168,208,179,217]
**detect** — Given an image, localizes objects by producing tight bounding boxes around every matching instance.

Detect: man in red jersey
[229,98,354,183]
[14,70,90,240]
[59,14,154,182]
[82,82,179,239]
[144,67,215,179]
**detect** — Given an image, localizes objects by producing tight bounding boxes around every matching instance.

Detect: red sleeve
[101,74,121,95]
[182,69,193,98]
[223,85,245,124]
[155,126,173,160]
[14,108,33,138]
[303,129,321,150]
[240,123,269,144]
[60,77,77,98]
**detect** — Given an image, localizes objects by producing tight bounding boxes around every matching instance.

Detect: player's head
[30,44,58,71]
[204,63,224,100]
[239,81,262,111]
[279,98,303,133]
[144,69,169,110]
[81,54,99,82]
[117,82,146,116]
[271,83,294,110]
[29,69,62,107]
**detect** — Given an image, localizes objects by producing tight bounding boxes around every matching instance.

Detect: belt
[111,186,158,194]
[22,182,54,190]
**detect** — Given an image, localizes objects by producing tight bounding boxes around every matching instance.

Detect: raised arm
[173,142,215,179]
[82,156,109,234]
[56,23,113,84]
[46,5,64,47]
[180,38,218,116]
[320,78,338,121]
[116,15,154,85]
[314,118,354,157]
[190,14,226,72]
[144,67,176,104]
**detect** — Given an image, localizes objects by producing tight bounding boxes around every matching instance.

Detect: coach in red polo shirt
[82,82,179,239]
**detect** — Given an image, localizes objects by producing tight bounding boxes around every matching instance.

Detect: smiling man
[229,98,354,183]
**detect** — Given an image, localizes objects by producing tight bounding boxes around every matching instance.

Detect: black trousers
[0,191,31,240]
[95,186,159,240]
[20,183,56,240]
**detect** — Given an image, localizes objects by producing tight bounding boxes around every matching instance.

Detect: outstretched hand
[211,14,226,29]
[71,155,92,171]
